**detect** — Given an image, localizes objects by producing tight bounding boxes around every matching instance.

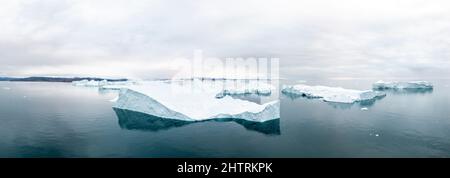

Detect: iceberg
[282,84,386,104]
[215,80,273,98]
[72,79,108,87]
[73,79,136,88]
[373,80,433,90]
[113,81,280,122]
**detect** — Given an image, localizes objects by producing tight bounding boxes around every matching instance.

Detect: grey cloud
[0,0,449,80]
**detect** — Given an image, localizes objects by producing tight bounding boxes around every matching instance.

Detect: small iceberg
[282,84,386,104]
[373,80,433,90]
[113,81,280,122]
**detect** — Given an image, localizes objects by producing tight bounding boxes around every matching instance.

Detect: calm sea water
[0,80,449,157]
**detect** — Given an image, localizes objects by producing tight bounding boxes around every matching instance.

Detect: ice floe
[373,80,433,90]
[282,84,386,104]
[113,81,280,122]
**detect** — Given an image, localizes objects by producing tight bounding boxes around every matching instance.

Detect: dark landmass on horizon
[0,77,128,82]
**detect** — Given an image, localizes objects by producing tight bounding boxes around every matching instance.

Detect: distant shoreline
[0,77,128,83]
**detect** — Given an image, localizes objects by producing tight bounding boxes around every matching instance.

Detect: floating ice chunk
[113,82,280,122]
[361,107,369,111]
[282,84,386,104]
[216,81,274,98]
[373,80,433,90]
[109,96,119,102]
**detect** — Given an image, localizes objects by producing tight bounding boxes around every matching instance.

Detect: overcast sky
[1,0,449,80]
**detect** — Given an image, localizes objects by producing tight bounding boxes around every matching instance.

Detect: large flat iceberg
[282,84,386,103]
[113,81,280,122]
[373,80,433,90]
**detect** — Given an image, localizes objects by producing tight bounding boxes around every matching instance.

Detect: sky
[1,0,450,80]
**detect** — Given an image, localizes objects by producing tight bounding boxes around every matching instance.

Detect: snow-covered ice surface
[373,80,433,90]
[113,80,280,122]
[282,84,386,104]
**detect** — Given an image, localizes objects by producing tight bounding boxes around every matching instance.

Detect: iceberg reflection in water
[113,108,281,135]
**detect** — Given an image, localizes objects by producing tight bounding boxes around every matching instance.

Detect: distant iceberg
[282,84,386,104]
[113,81,280,122]
[73,79,136,88]
[72,79,107,87]
[373,80,433,90]
[215,80,273,98]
